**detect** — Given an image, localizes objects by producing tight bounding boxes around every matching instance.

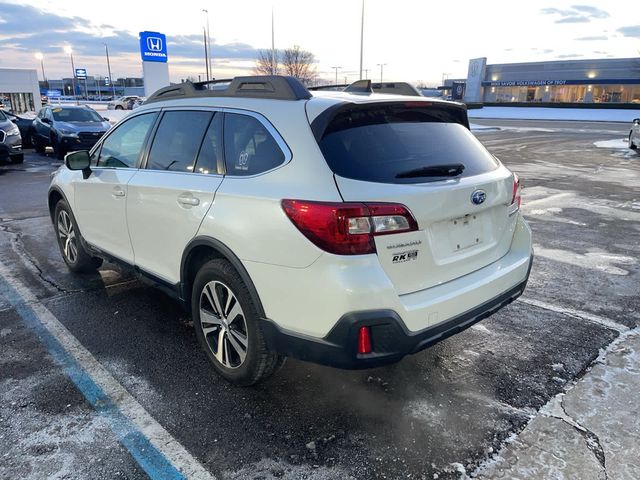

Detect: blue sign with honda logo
[139,31,168,63]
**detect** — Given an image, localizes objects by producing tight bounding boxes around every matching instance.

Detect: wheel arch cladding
[48,188,64,222]
[181,236,265,317]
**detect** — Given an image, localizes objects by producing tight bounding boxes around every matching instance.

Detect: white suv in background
[48,76,533,385]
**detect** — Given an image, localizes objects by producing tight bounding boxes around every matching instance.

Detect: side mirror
[103,117,109,121]
[65,150,92,178]
[41,118,51,124]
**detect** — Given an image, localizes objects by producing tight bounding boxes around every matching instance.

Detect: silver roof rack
[144,75,312,104]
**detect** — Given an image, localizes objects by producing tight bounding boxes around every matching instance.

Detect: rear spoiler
[310,100,470,142]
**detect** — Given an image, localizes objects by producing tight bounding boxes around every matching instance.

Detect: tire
[630,133,637,150]
[52,136,66,160]
[32,133,45,154]
[115,105,124,110]
[53,200,103,273]
[10,153,24,164]
[191,259,283,386]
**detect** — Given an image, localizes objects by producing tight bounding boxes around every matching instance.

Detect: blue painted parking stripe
[0,274,186,480]
[0,261,215,480]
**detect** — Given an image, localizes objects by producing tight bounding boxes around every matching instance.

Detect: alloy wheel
[57,210,78,264]
[199,281,249,369]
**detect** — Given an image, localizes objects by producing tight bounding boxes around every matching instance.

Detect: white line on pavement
[519,297,629,333]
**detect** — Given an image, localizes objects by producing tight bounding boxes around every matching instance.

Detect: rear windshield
[318,104,499,184]
[52,108,103,123]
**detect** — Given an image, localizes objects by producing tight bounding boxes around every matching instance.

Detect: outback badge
[471,190,486,205]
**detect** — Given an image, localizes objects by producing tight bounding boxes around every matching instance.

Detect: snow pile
[593,139,630,150]
[468,107,640,123]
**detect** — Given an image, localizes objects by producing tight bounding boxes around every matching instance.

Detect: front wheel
[192,259,284,386]
[32,133,45,154]
[54,200,103,273]
[52,136,66,160]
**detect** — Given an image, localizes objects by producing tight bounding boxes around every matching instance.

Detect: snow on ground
[468,107,640,123]
[594,138,630,150]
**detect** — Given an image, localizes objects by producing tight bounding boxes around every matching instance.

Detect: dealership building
[0,68,42,113]
[461,57,640,104]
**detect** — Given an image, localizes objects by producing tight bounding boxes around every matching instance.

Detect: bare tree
[254,49,280,76]
[282,45,316,85]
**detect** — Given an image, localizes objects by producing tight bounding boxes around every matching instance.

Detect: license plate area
[450,214,483,252]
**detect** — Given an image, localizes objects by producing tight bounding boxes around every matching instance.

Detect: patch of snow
[593,138,630,150]
[470,123,501,132]
[468,107,640,123]
[471,324,491,334]
[533,245,637,276]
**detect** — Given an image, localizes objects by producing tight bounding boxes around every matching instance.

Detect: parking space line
[0,260,216,480]
[519,297,629,333]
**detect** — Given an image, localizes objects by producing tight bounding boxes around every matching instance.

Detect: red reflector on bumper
[358,326,372,354]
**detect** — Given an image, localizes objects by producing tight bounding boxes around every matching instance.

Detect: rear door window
[318,104,499,184]
[193,113,223,175]
[147,111,213,172]
[223,113,285,176]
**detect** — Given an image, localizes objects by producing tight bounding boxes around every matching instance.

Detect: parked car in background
[31,105,110,159]
[48,76,532,386]
[107,96,142,110]
[629,118,639,151]
[0,110,23,164]
[4,111,35,148]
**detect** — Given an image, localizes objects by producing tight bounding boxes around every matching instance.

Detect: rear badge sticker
[392,250,418,263]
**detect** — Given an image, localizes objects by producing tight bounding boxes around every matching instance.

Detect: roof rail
[144,75,312,104]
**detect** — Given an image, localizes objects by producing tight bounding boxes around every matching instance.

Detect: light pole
[202,9,212,80]
[359,0,365,80]
[104,43,116,99]
[271,7,276,75]
[64,46,77,104]
[331,66,342,86]
[35,52,46,87]
[377,63,387,83]
[363,68,369,79]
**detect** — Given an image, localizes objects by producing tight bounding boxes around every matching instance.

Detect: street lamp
[64,45,78,104]
[359,0,365,80]
[202,9,212,80]
[35,52,46,86]
[377,63,387,83]
[103,43,116,99]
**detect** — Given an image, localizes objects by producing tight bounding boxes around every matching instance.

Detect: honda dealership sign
[139,31,170,97]
[139,31,168,63]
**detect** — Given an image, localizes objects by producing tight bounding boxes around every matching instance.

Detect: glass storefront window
[0,92,35,113]
[485,84,640,104]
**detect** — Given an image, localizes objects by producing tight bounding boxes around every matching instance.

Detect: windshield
[52,108,104,123]
[318,104,499,184]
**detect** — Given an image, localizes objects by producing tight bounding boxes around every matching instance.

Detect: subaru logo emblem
[471,190,486,205]
[147,37,163,51]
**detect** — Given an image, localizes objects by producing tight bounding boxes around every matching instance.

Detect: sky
[0,0,639,86]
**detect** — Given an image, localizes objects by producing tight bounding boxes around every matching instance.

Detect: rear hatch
[313,101,518,295]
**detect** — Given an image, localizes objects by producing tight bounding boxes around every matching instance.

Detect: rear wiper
[395,163,465,179]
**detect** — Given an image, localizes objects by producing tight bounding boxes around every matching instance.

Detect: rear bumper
[262,254,532,369]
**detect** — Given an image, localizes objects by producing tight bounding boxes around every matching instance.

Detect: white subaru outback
[48,76,533,385]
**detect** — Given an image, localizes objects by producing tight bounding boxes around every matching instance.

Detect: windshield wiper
[395,163,465,179]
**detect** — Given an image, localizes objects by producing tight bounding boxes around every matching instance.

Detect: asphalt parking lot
[1,119,638,479]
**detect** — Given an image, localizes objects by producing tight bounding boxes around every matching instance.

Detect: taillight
[511,174,522,209]
[281,200,418,255]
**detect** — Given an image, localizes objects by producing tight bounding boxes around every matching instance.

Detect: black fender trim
[180,236,265,317]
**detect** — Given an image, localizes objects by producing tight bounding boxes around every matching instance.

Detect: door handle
[112,187,126,198]
[177,194,200,206]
